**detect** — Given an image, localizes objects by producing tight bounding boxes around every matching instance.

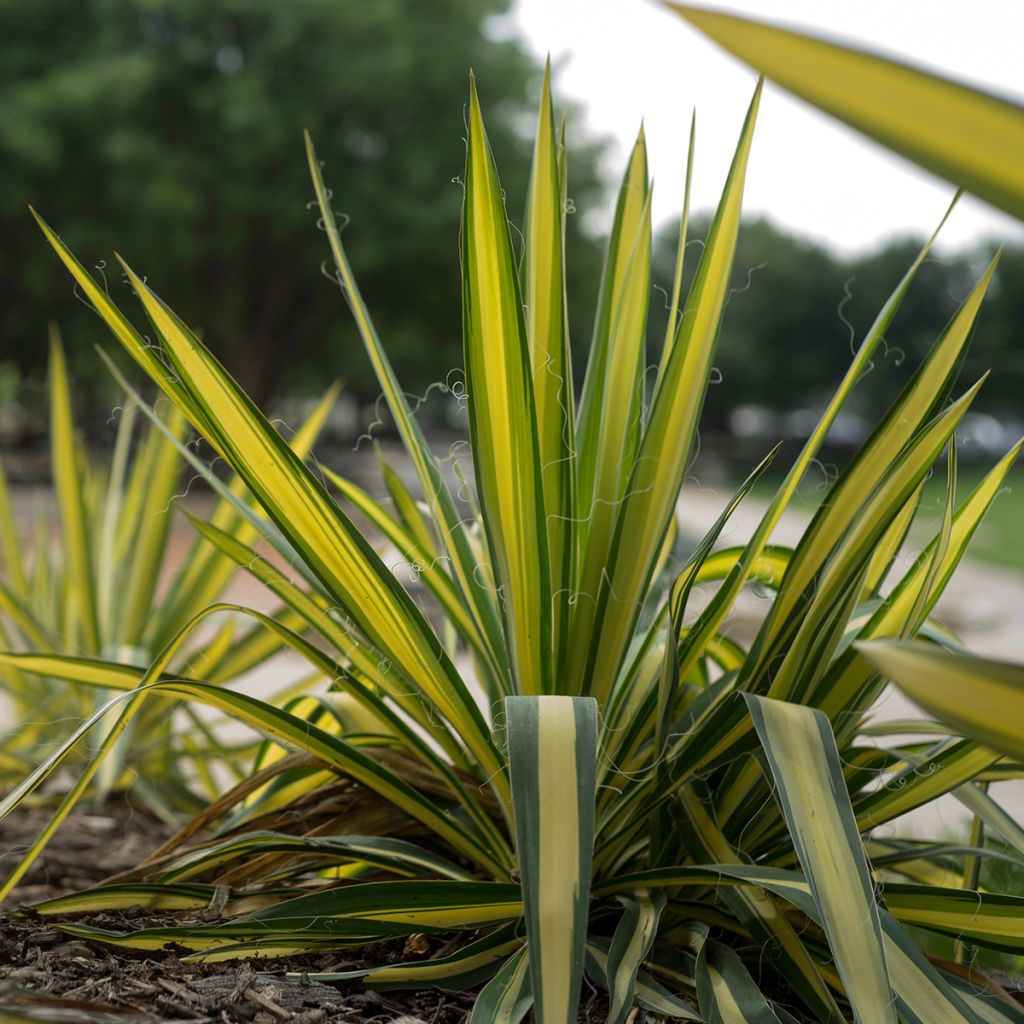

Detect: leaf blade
[667,4,1024,219]
[745,696,896,1024]
[464,78,552,696]
[858,641,1024,760]
[506,696,597,1024]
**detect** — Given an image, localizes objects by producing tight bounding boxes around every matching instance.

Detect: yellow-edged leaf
[48,329,100,655]
[524,61,575,681]
[506,696,597,1024]
[464,77,552,696]
[858,641,1024,760]
[667,4,1024,219]
[576,82,761,703]
[746,696,896,1024]
[115,260,504,790]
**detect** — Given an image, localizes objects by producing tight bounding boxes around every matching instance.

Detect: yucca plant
[2,67,1023,1023]
[667,3,1024,774]
[0,331,337,818]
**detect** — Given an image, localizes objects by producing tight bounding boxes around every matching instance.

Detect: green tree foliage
[653,216,1021,429]
[0,0,605,404]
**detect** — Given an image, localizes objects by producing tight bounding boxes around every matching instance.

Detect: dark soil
[6,801,1017,1024]
[0,800,506,1024]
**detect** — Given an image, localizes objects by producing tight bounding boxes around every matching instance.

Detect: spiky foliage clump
[2,68,1023,1024]
[0,335,338,819]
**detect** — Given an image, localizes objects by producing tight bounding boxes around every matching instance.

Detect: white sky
[508,0,1024,253]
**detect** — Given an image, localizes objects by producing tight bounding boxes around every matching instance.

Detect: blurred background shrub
[0,0,1021,461]
[0,0,605,420]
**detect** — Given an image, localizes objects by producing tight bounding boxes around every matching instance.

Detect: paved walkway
[678,482,1024,661]
[677,482,1024,838]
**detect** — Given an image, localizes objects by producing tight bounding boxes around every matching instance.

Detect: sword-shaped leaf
[48,330,99,656]
[606,865,982,1023]
[469,946,532,1024]
[56,917,411,954]
[323,467,496,680]
[111,405,186,648]
[506,696,597,1024]
[746,255,997,696]
[673,199,959,687]
[463,76,552,696]
[745,696,896,1024]
[666,4,1024,219]
[155,383,340,643]
[943,974,1024,1024]
[604,890,667,1024]
[115,256,501,789]
[33,883,223,914]
[302,925,525,991]
[815,437,1023,728]
[306,132,509,701]
[585,941,701,1021]
[696,940,786,1024]
[524,61,574,677]
[764,378,984,703]
[239,878,522,928]
[161,832,474,884]
[675,784,844,1023]
[880,885,1024,954]
[576,82,761,703]
[853,740,1000,831]
[858,641,1024,761]
[0,634,509,884]
[575,128,649,526]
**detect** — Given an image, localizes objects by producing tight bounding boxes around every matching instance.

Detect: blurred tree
[652,215,1017,430]
[970,241,1024,415]
[0,0,606,408]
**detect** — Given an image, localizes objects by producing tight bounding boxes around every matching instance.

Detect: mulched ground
[0,799,547,1024]
[6,801,1019,1024]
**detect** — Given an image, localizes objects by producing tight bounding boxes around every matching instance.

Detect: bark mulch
[7,799,1018,1024]
[0,799,507,1024]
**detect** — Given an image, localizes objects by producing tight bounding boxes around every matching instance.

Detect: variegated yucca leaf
[696,939,788,1023]
[299,925,525,990]
[746,696,896,1024]
[469,947,532,1024]
[571,81,761,704]
[305,132,510,702]
[604,890,667,1024]
[746,257,997,699]
[158,832,475,884]
[238,877,522,929]
[126,259,500,775]
[675,783,843,1023]
[666,4,1024,219]
[575,125,649,532]
[859,641,1024,760]
[48,330,100,657]
[586,939,701,1020]
[524,61,575,682]
[506,696,597,1024]
[463,76,553,698]
[671,194,961,694]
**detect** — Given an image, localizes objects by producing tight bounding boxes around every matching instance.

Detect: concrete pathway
[677,482,1024,839]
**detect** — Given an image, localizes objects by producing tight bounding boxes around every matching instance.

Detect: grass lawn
[913,463,1024,573]
[726,461,1024,574]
